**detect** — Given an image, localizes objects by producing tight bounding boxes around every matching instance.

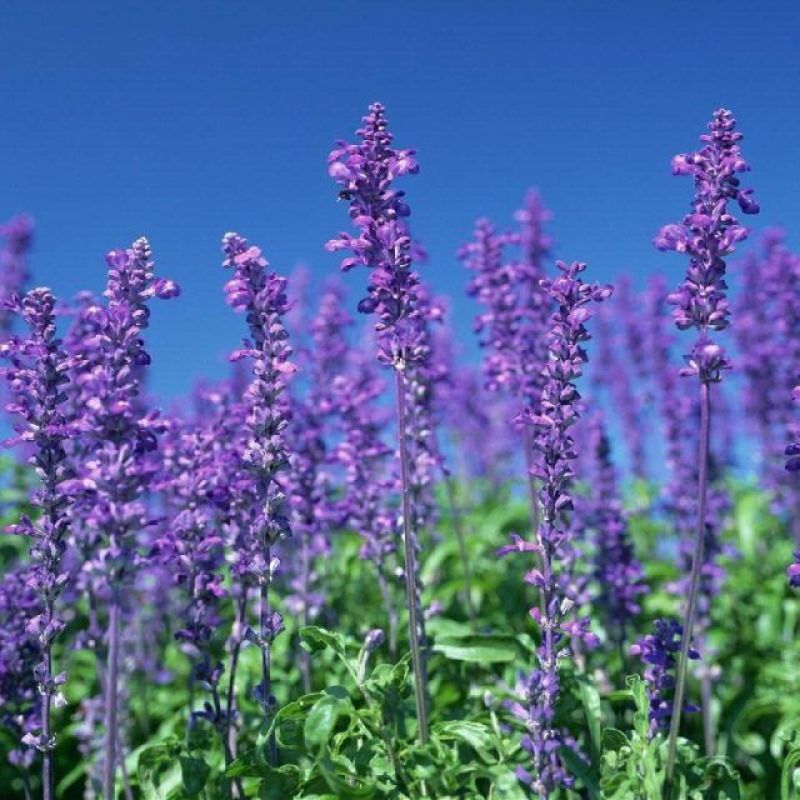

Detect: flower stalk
[327,102,433,742]
[654,108,759,791]
[395,367,430,742]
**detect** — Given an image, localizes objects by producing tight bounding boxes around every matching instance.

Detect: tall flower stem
[395,368,429,744]
[119,750,134,800]
[226,591,247,757]
[665,381,710,792]
[41,603,53,800]
[103,597,121,800]
[259,571,278,766]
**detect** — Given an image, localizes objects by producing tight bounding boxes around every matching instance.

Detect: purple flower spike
[285,280,353,688]
[656,108,758,383]
[460,218,520,396]
[65,237,178,797]
[0,215,34,336]
[153,410,228,732]
[655,108,758,787]
[328,102,433,743]
[583,410,645,646]
[1,287,78,795]
[459,189,553,412]
[0,567,42,771]
[221,232,294,761]
[591,278,648,480]
[500,260,610,797]
[631,619,699,737]
[327,102,425,370]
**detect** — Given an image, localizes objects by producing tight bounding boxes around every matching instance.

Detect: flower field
[1,102,799,800]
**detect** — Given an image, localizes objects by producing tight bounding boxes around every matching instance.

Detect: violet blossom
[631,619,699,737]
[655,108,759,382]
[460,218,519,396]
[582,410,645,648]
[0,215,33,336]
[0,566,41,781]
[221,232,294,761]
[153,412,228,742]
[327,102,431,742]
[285,280,352,688]
[510,190,555,411]
[69,238,178,799]
[592,280,648,479]
[460,192,555,543]
[655,107,758,782]
[733,231,800,520]
[498,260,610,797]
[332,345,401,652]
[1,287,78,799]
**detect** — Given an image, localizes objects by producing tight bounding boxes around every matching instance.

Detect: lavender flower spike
[584,410,645,648]
[332,350,400,653]
[0,215,34,336]
[654,108,758,787]
[0,567,42,785]
[327,102,431,743]
[630,619,699,737]
[287,280,352,690]
[499,261,610,797]
[460,191,554,535]
[655,108,758,382]
[460,218,519,396]
[1,288,77,800]
[154,413,228,755]
[222,232,294,764]
[73,239,178,800]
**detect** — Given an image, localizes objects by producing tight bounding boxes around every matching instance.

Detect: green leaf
[257,764,302,799]
[432,633,520,663]
[304,687,353,751]
[601,727,629,751]
[180,756,210,797]
[485,765,528,799]
[136,740,183,800]
[425,616,473,639]
[782,746,800,799]
[702,757,741,799]
[317,754,377,798]
[301,626,347,657]
[578,678,602,761]
[294,796,340,800]
[226,757,269,779]
[365,654,411,699]
[433,720,497,763]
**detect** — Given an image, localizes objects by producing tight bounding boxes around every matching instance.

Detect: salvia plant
[2,103,800,800]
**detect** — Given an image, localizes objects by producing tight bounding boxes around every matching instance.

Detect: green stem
[665,380,711,795]
[394,368,429,744]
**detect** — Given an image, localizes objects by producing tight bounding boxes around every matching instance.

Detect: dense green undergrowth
[2,471,800,799]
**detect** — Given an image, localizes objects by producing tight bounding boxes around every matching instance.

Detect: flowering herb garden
[0,103,798,800]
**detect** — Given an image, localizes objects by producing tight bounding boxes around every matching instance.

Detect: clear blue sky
[2,1,799,399]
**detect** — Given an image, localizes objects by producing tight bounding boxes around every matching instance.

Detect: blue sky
[2,1,799,399]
